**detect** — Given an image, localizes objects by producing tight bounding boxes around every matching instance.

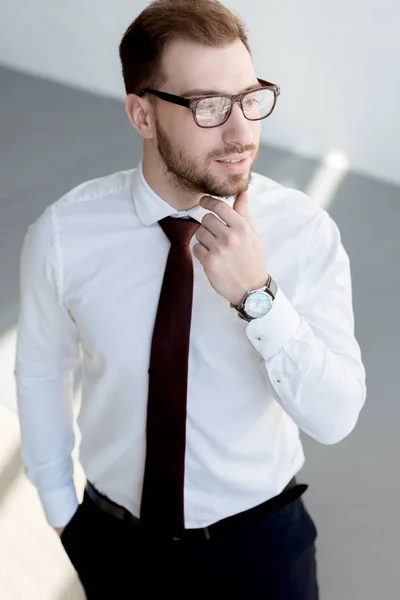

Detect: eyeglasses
[137,78,280,128]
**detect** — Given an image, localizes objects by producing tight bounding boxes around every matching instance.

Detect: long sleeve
[14,206,80,527]
[246,208,367,445]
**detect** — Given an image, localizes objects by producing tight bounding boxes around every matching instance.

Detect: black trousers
[60,487,319,599]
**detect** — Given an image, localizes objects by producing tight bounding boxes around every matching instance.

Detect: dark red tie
[140,216,200,534]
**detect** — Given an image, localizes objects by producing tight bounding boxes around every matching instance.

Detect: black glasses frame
[137,78,280,128]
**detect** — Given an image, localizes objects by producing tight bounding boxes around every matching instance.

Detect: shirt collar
[132,160,234,226]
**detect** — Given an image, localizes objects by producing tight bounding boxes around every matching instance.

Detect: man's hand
[193,192,268,306]
[54,526,65,537]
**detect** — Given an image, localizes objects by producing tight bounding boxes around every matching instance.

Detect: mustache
[209,145,256,159]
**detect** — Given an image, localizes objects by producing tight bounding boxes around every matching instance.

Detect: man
[14,0,366,598]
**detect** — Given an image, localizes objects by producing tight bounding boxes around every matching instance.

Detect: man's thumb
[233,191,250,220]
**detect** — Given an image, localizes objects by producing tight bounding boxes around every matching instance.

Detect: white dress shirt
[14,162,366,528]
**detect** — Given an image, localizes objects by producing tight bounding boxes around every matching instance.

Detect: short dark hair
[118,0,251,95]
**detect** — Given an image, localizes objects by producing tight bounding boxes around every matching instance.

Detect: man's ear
[125,94,155,139]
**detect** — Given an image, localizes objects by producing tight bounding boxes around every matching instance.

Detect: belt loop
[204,526,211,540]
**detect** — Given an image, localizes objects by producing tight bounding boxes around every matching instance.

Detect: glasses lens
[242,88,276,120]
[195,96,232,127]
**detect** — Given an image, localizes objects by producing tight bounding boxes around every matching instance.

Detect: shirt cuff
[38,483,79,528]
[245,287,302,361]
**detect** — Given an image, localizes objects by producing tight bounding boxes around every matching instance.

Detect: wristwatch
[230,275,277,322]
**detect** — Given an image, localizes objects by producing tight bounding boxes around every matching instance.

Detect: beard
[155,120,258,198]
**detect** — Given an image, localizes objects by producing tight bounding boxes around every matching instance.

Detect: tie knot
[158,216,200,248]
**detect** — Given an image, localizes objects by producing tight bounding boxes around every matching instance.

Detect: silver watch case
[231,277,277,322]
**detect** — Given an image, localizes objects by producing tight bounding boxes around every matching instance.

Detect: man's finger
[232,191,250,220]
[199,196,244,228]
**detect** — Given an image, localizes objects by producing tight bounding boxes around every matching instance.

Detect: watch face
[244,291,273,319]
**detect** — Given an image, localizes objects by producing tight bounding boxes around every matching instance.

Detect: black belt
[85,478,308,541]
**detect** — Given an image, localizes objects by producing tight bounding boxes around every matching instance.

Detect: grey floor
[1,65,399,599]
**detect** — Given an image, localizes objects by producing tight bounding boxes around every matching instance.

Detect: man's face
[152,39,261,198]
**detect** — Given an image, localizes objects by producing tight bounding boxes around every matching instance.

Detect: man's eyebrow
[180,83,260,97]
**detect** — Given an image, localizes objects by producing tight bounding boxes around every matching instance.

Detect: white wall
[1,0,399,185]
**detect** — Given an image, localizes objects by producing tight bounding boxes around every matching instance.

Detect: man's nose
[221,102,255,148]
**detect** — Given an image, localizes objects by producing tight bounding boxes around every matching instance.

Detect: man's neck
[141,153,202,212]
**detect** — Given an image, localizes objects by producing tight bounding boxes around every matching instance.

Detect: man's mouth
[216,154,250,163]
[218,158,244,164]
[215,155,251,171]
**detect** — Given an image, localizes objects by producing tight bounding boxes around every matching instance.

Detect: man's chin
[209,172,251,198]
